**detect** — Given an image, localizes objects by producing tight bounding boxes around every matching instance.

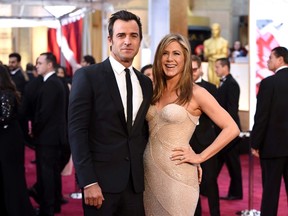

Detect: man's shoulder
[201,80,217,95]
[134,69,153,91]
[75,60,108,76]
[227,74,238,83]
[260,73,277,88]
[45,74,63,87]
[13,69,25,78]
[202,79,216,87]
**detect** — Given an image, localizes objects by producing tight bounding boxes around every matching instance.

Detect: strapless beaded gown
[144,104,200,216]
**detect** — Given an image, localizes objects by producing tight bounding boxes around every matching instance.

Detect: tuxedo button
[125,157,130,161]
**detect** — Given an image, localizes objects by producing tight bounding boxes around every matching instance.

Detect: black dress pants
[83,175,145,216]
[260,157,288,216]
[36,145,62,216]
[217,139,243,197]
[195,155,220,216]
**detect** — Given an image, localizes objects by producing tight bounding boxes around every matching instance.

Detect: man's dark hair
[216,57,230,71]
[272,46,288,64]
[108,10,143,41]
[40,52,57,69]
[83,55,96,65]
[9,52,21,62]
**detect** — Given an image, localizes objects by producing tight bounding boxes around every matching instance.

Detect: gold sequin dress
[144,104,200,216]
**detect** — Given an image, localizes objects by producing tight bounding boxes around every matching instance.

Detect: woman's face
[143,67,153,82]
[56,68,65,78]
[161,41,185,80]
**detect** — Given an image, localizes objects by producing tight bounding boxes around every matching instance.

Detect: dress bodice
[146,104,199,147]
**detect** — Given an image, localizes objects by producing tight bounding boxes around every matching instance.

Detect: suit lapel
[131,70,149,134]
[103,59,127,131]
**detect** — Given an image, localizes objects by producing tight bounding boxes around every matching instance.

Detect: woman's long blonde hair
[152,33,193,105]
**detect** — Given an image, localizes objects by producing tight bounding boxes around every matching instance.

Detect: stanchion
[236,131,260,216]
[70,173,82,199]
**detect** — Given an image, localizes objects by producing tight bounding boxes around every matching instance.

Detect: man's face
[108,19,141,67]
[214,60,226,77]
[8,57,20,71]
[36,55,50,76]
[192,61,202,82]
[267,51,281,72]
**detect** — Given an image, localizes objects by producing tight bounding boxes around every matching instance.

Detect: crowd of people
[0,9,287,216]
[0,52,96,216]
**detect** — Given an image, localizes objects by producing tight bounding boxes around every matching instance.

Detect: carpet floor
[25,147,287,216]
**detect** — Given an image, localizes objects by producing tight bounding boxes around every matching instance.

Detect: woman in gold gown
[144,33,239,216]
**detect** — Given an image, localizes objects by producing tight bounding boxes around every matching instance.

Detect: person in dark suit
[251,46,288,216]
[214,57,243,200]
[21,75,43,149]
[33,52,67,216]
[0,65,35,216]
[190,55,220,216]
[68,10,153,216]
[8,52,27,96]
[25,62,38,82]
[8,52,30,147]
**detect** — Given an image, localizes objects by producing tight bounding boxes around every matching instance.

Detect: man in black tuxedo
[33,52,67,216]
[251,46,288,216]
[8,52,30,146]
[214,58,243,200]
[190,55,220,216]
[68,10,153,216]
[21,75,43,149]
[8,52,27,96]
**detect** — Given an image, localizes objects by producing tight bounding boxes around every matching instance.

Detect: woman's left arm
[171,87,239,165]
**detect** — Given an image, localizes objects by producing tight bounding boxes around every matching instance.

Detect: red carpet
[25,147,287,216]
[201,153,287,216]
[25,147,83,216]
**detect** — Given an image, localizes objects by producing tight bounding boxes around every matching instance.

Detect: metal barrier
[237,131,260,216]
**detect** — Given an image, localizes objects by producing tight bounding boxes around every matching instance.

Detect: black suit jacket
[21,76,43,122]
[216,74,241,132]
[10,69,27,96]
[68,58,153,193]
[190,80,217,152]
[251,68,288,158]
[33,73,67,146]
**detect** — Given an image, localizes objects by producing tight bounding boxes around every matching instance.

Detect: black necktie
[125,68,133,133]
[219,78,225,87]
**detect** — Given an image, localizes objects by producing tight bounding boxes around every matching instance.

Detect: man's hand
[83,183,105,209]
[251,148,259,158]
